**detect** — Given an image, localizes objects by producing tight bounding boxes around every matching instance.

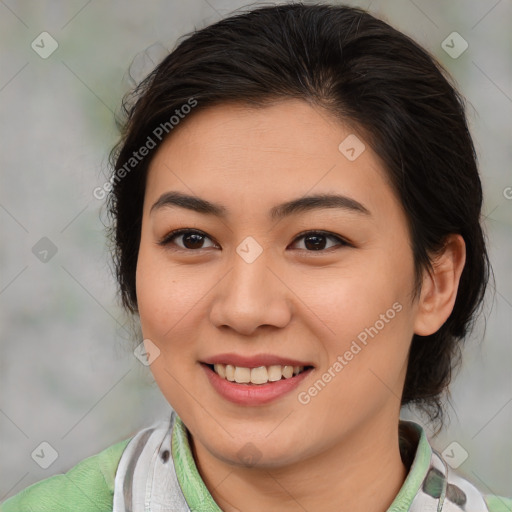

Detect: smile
[209,363,309,385]
[200,359,315,405]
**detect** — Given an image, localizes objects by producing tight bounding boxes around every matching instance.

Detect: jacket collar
[114,411,491,511]
[172,414,490,511]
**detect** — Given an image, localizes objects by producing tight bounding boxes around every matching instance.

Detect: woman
[2,3,510,511]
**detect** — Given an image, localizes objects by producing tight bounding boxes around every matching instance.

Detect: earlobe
[413,234,466,336]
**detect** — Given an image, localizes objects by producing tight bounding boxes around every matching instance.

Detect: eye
[289,230,350,252]
[158,228,350,252]
[158,229,218,251]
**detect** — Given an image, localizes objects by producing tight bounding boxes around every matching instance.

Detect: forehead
[144,99,398,222]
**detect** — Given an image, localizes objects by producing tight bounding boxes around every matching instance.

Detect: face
[136,99,420,468]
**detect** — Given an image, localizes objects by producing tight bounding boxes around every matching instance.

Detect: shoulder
[398,421,511,512]
[484,494,512,512]
[442,462,511,512]
[0,437,130,512]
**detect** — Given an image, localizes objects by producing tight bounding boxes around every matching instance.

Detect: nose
[208,247,292,336]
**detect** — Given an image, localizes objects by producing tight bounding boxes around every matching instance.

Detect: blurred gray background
[1,0,511,501]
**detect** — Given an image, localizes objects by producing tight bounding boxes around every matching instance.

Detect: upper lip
[201,353,314,368]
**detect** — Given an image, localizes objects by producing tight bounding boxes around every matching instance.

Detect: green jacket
[1,438,129,511]
[2,413,511,511]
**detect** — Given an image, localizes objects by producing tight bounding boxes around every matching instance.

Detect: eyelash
[157,228,351,253]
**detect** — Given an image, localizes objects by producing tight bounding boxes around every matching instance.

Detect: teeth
[250,366,268,384]
[282,365,293,378]
[234,366,251,383]
[268,365,282,382]
[214,364,226,379]
[211,363,306,384]
[225,364,235,381]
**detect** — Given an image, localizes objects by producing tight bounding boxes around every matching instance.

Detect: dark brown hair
[107,2,490,427]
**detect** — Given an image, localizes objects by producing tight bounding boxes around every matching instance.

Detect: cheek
[300,256,412,340]
[136,240,201,337]
[298,276,413,422]
[299,251,415,389]
[135,245,206,410]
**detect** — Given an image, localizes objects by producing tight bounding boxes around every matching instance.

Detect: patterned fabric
[112,411,510,512]
[112,415,191,511]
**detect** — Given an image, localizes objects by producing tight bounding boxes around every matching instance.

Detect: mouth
[200,354,315,405]
[203,363,314,385]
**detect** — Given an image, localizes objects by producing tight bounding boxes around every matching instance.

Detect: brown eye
[159,229,217,250]
[290,231,349,251]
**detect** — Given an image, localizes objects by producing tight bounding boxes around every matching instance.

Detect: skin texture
[136,99,466,512]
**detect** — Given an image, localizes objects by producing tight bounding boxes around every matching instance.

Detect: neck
[189,410,409,512]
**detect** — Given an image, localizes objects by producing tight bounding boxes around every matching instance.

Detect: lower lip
[201,363,313,406]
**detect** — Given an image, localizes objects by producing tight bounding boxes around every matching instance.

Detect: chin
[200,429,307,469]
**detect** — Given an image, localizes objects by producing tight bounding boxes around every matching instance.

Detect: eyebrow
[150,190,370,220]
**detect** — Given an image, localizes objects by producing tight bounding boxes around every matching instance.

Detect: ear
[414,234,466,336]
